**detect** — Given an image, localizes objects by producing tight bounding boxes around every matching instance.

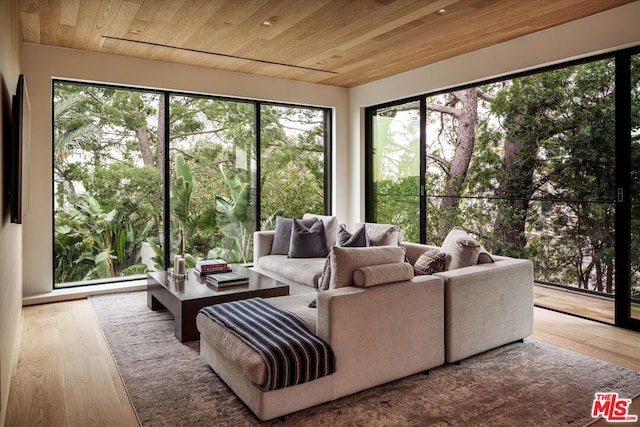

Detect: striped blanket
[199,298,336,391]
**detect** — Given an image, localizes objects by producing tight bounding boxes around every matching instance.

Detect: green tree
[54,83,328,283]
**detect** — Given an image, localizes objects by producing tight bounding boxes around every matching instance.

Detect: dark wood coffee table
[147,265,289,342]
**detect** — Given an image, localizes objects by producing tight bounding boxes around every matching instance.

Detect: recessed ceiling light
[435,8,447,16]
[260,21,272,28]
[128,29,142,35]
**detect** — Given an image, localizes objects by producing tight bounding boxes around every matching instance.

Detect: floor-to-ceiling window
[259,104,330,228]
[367,100,422,243]
[168,95,256,266]
[53,84,164,286]
[53,82,331,288]
[366,47,640,331]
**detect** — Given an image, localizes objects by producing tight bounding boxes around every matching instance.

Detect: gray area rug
[89,291,640,426]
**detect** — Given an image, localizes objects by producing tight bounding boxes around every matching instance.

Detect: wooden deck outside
[534,284,640,324]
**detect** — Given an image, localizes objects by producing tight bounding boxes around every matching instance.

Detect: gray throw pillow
[288,219,328,258]
[303,214,339,249]
[270,216,317,255]
[478,250,495,264]
[336,224,369,247]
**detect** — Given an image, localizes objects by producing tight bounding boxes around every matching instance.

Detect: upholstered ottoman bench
[196,293,334,421]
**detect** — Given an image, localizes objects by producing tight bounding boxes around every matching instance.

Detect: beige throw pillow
[354,222,402,246]
[353,262,414,287]
[329,246,406,289]
[440,226,481,270]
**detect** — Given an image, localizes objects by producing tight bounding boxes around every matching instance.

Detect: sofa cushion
[414,248,449,275]
[353,262,414,287]
[270,216,317,255]
[268,293,318,333]
[258,255,325,287]
[336,224,369,247]
[355,222,403,246]
[288,219,328,258]
[197,313,268,386]
[441,226,481,270]
[318,257,332,291]
[303,213,339,249]
[329,245,407,289]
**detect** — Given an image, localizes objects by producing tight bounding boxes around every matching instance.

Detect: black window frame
[365,45,640,331]
[51,79,333,288]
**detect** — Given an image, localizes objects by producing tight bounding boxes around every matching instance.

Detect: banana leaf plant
[149,153,216,269]
[209,164,254,263]
[56,195,152,280]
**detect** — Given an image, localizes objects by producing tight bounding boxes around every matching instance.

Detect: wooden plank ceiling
[18,0,636,88]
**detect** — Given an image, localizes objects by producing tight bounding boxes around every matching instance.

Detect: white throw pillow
[440,226,481,270]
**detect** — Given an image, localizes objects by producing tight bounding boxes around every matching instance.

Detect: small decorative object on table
[175,257,187,279]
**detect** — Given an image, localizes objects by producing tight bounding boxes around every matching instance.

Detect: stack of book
[195,259,231,276]
[206,271,249,290]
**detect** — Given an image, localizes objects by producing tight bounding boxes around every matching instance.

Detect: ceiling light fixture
[435,8,447,15]
[260,21,272,28]
[128,29,142,35]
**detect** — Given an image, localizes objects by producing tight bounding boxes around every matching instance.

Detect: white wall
[0,0,23,423]
[21,44,349,297]
[348,1,640,225]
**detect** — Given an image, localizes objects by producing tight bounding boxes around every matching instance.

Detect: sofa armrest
[435,258,534,363]
[253,231,275,266]
[316,275,444,398]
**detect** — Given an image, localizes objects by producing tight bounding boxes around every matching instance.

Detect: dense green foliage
[53,85,326,285]
[373,57,640,297]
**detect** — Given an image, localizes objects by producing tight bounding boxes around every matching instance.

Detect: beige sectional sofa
[198,217,534,420]
[197,266,445,421]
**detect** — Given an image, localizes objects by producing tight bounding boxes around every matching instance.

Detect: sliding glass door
[366,100,423,243]
[366,48,640,331]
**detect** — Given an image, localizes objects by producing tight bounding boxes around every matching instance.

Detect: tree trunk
[440,88,478,209]
[606,258,614,294]
[136,127,154,168]
[595,261,603,292]
[493,133,537,257]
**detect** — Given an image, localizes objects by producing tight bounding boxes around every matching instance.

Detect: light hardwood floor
[6,297,640,426]
[5,300,139,427]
